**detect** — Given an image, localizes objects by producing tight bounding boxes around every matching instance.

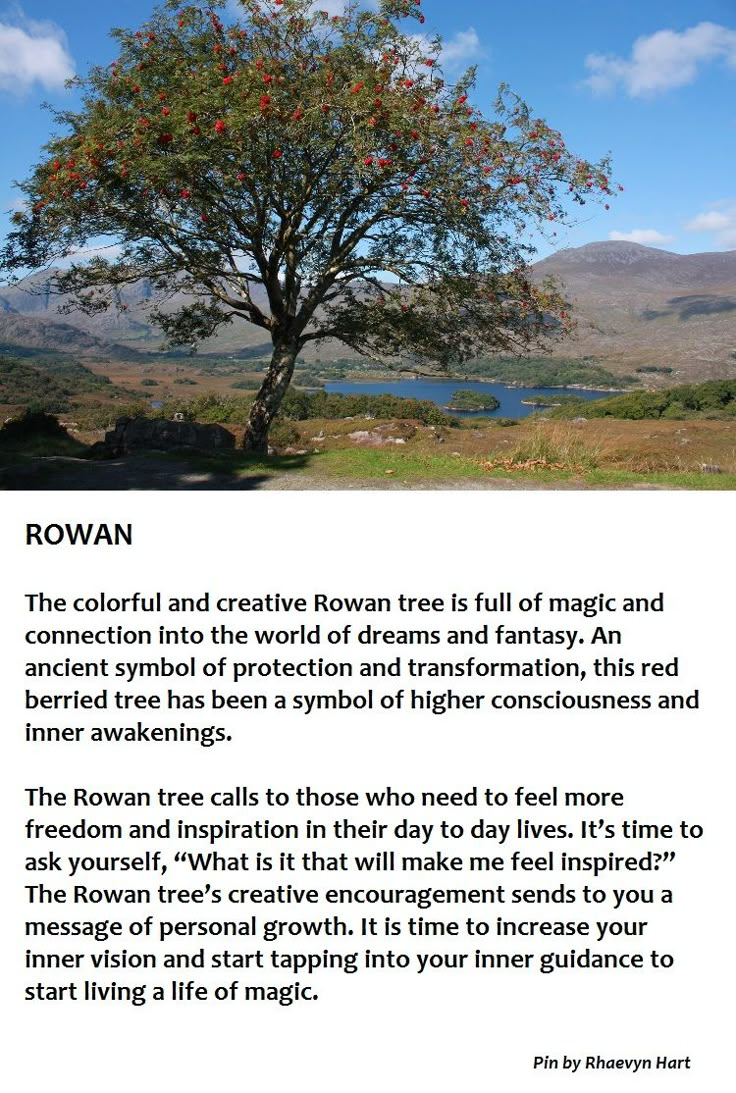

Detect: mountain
[0,273,170,352]
[0,312,142,359]
[531,242,736,380]
[0,242,734,380]
[534,240,736,285]
[0,271,274,358]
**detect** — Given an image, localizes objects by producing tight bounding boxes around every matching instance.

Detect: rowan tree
[1,0,616,452]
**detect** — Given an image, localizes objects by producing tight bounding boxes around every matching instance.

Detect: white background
[1,490,732,1091]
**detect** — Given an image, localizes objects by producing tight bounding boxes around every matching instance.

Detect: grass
[486,425,602,473]
[174,443,736,489]
[3,409,736,490]
[187,447,489,480]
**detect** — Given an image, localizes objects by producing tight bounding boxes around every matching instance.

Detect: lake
[324,379,619,419]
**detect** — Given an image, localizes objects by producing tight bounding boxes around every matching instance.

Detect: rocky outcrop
[103,416,235,454]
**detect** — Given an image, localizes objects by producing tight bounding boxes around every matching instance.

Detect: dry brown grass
[272,415,736,476]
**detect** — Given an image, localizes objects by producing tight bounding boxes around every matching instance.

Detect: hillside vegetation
[0,355,116,413]
[552,380,736,420]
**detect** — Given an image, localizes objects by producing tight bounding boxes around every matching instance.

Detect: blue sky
[1,0,734,260]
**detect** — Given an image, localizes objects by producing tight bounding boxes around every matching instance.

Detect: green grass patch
[3,440,735,489]
[298,449,487,479]
[183,446,736,489]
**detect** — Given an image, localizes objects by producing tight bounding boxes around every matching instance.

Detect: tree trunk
[242,340,299,454]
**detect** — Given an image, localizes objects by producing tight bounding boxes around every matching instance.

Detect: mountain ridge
[1,241,734,381]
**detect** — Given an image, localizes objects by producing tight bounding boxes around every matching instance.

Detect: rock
[347,422,415,446]
[700,463,722,474]
[103,416,235,455]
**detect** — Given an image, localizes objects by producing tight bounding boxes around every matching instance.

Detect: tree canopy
[1,0,616,450]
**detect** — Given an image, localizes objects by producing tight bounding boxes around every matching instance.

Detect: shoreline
[330,374,627,394]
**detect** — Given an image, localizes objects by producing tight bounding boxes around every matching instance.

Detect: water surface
[325,379,618,419]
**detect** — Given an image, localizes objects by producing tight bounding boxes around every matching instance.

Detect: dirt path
[0,453,678,490]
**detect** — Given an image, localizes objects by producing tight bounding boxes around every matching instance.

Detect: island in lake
[520,397,561,408]
[445,389,501,412]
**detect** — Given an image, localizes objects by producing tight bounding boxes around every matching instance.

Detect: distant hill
[531,242,736,381]
[0,272,272,358]
[0,312,142,360]
[0,241,734,381]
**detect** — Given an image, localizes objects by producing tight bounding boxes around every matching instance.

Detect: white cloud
[686,211,731,232]
[0,8,74,94]
[584,22,736,96]
[409,26,485,75]
[609,229,675,245]
[441,28,484,69]
[685,205,736,248]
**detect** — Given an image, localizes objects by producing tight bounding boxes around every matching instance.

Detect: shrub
[0,409,68,441]
[279,390,453,427]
